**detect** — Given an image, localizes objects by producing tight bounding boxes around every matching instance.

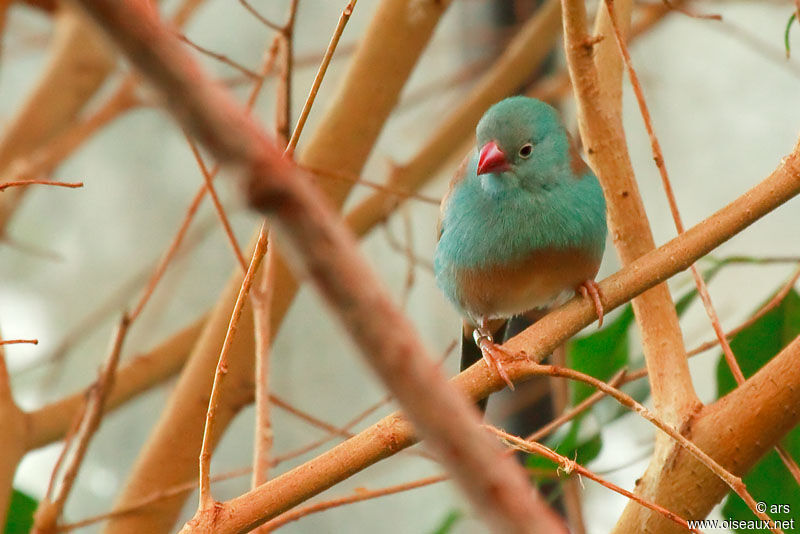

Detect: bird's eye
[519,143,533,158]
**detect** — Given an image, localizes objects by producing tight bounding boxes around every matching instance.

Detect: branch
[521,364,777,529]
[489,426,701,533]
[0,338,39,345]
[0,338,26,528]
[345,0,562,236]
[687,263,800,357]
[262,475,448,530]
[95,1,461,531]
[285,0,355,156]
[0,2,114,235]
[251,261,274,489]
[0,180,83,192]
[32,315,130,534]
[183,135,248,271]
[604,0,800,490]
[25,317,202,450]
[615,334,800,533]
[75,2,569,533]
[203,136,800,530]
[198,224,268,505]
[560,0,700,427]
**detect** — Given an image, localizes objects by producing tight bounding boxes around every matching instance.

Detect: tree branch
[74,2,569,533]
[345,0,562,236]
[560,0,700,428]
[0,1,114,236]
[196,135,800,531]
[93,2,458,531]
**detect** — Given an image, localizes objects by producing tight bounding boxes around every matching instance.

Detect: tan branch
[76,2,568,533]
[25,317,202,450]
[183,136,248,271]
[605,0,800,490]
[687,263,800,357]
[95,1,458,531]
[561,0,700,429]
[523,364,777,529]
[33,315,130,534]
[345,0,562,237]
[490,426,701,533]
[615,334,800,532]
[251,260,274,489]
[285,0,356,157]
[0,338,39,345]
[262,475,448,530]
[0,2,114,235]
[0,180,83,191]
[198,225,268,507]
[209,135,800,530]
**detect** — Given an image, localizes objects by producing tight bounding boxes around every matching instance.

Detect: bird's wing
[567,130,591,177]
[436,151,472,240]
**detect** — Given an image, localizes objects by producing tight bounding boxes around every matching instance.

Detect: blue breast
[434,154,607,314]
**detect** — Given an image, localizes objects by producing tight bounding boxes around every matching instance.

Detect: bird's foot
[578,279,605,327]
[472,329,515,391]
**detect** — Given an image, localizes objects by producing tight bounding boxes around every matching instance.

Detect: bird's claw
[578,280,605,327]
[473,329,515,391]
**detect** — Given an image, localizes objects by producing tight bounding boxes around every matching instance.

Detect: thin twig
[56,466,253,532]
[489,426,701,533]
[129,185,208,321]
[251,1,298,494]
[177,33,261,79]
[270,394,352,438]
[19,212,220,378]
[606,0,800,491]
[184,134,248,271]
[687,263,800,357]
[547,346,586,534]
[660,0,721,21]
[382,223,434,273]
[198,225,269,507]
[528,369,627,443]
[0,180,83,192]
[0,338,39,345]
[33,315,130,533]
[527,362,779,531]
[262,475,448,530]
[274,0,300,147]
[252,229,274,490]
[238,0,283,32]
[304,165,441,206]
[285,0,357,157]
[615,264,800,386]
[399,206,416,306]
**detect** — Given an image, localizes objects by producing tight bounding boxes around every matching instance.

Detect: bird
[434,96,607,396]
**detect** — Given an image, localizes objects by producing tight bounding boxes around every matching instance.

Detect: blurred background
[1,0,800,532]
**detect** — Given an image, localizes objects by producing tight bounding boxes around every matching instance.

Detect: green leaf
[717,288,800,532]
[4,489,37,534]
[567,305,633,405]
[722,436,800,533]
[716,289,800,394]
[786,12,797,59]
[430,509,462,534]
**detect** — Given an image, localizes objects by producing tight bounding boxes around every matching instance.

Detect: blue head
[475,96,578,194]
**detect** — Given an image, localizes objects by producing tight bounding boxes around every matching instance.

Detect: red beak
[477,141,510,175]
